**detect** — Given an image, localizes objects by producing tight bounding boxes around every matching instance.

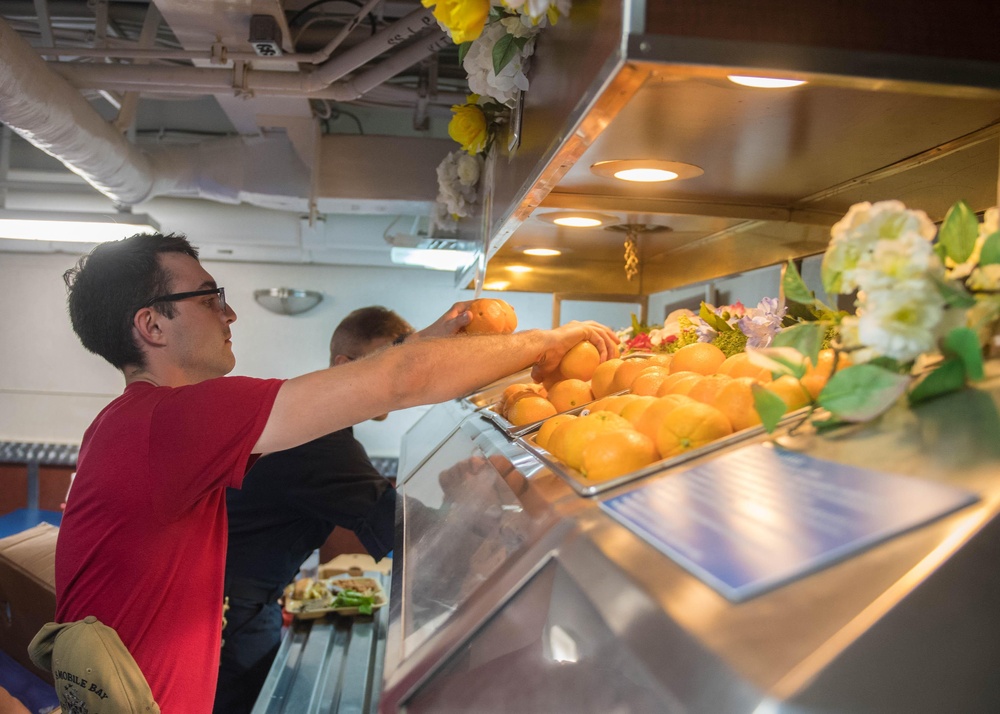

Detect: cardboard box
[0,524,57,684]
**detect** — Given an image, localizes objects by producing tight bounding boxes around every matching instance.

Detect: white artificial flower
[463,21,535,105]
[824,200,938,294]
[852,230,944,292]
[854,285,945,363]
[435,150,484,218]
[500,14,535,38]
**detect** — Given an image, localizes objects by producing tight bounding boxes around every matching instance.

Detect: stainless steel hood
[470,0,1000,296]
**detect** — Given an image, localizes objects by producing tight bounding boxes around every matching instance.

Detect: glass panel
[400,426,543,657]
[403,560,680,713]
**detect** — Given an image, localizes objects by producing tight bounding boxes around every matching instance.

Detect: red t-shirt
[55,376,283,714]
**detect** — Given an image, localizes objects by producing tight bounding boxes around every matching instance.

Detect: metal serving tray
[515,405,811,497]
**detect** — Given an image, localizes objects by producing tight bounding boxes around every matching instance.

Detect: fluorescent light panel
[389,246,474,271]
[0,210,161,243]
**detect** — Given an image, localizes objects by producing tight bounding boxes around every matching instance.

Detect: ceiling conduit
[0,8,450,209]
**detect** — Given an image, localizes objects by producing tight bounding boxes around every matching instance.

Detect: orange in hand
[462,298,517,334]
[559,340,601,381]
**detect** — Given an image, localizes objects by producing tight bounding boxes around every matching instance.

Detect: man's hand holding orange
[531,320,620,384]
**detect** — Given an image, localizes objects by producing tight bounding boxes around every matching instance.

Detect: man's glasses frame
[142,287,226,313]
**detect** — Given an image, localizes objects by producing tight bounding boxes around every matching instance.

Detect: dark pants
[213,598,283,714]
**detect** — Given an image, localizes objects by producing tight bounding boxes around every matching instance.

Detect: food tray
[283,574,388,619]
[515,406,811,497]
[461,367,535,410]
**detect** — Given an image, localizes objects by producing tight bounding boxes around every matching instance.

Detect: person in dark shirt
[214,305,450,714]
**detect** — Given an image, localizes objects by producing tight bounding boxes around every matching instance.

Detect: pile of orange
[525,344,847,482]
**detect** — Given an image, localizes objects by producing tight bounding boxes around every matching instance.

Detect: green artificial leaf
[746,346,809,379]
[492,34,516,75]
[943,326,985,381]
[492,33,526,75]
[938,200,979,264]
[980,230,1000,266]
[752,383,788,433]
[488,6,506,22]
[930,273,977,309]
[699,302,734,332]
[817,364,911,422]
[811,415,850,432]
[457,41,472,65]
[908,359,967,405]
[771,322,825,367]
[933,242,949,262]
[631,313,646,334]
[782,260,817,305]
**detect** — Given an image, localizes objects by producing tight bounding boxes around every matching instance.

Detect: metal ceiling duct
[0,5,450,210]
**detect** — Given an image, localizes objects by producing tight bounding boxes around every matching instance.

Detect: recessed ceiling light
[536,211,617,227]
[483,280,510,290]
[727,75,807,89]
[523,247,561,256]
[506,265,533,273]
[590,160,703,183]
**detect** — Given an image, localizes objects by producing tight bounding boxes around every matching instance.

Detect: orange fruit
[559,340,601,381]
[669,342,727,375]
[463,298,516,334]
[581,429,659,482]
[635,394,698,441]
[655,402,734,458]
[550,411,629,470]
[610,359,651,393]
[534,413,576,450]
[590,358,624,398]
[620,395,659,429]
[645,353,674,369]
[765,375,812,411]
[799,349,852,399]
[629,367,672,396]
[717,352,773,382]
[655,371,701,395]
[506,395,557,426]
[657,373,702,396]
[710,377,763,431]
[546,378,595,412]
[497,299,518,332]
[498,383,545,414]
[587,394,637,415]
[687,374,733,405]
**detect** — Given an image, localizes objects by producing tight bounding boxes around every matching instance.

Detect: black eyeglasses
[143,287,226,313]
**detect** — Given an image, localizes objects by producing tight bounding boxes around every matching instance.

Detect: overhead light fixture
[590,160,704,183]
[536,211,617,228]
[0,209,161,243]
[727,75,807,89]
[389,246,474,271]
[523,247,561,257]
[483,280,511,291]
[506,265,533,274]
[253,288,323,315]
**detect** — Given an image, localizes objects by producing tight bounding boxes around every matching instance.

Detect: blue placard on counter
[600,443,979,602]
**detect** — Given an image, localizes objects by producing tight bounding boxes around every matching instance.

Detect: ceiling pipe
[0,16,311,207]
[33,0,388,67]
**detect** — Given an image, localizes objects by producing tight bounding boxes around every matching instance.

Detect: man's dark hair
[63,232,199,370]
[329,306,414,363]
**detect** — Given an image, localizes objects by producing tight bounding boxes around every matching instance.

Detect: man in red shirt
[48,232,618,713]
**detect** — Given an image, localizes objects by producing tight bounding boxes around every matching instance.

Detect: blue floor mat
[0,648,58,714]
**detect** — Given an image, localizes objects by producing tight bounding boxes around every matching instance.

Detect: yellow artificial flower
[448,103,488,155]
[422,0,491,44]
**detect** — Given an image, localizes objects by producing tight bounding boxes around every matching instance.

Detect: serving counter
[378,363,1000,712]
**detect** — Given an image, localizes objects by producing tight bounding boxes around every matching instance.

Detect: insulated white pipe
[0,16,312,207]
[0,16,157,203]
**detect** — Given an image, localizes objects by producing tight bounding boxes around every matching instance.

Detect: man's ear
[133,307,168,347]
[331,354,352,367]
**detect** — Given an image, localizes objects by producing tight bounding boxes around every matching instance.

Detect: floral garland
[424,0,572,228]
[750,199,1000,431]
[618,299,790,357]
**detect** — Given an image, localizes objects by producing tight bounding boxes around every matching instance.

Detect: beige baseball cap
[28,616,159,714]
